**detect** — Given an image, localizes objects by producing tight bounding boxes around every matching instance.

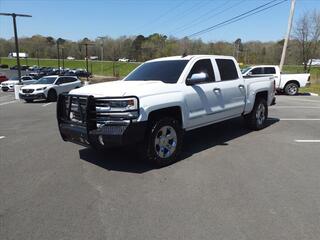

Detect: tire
[47,89,57,102]
[284,82,299,96]
[2,89,8,92]
[142,117,183,168]
[25,99,33,103]
[244,98,268,130]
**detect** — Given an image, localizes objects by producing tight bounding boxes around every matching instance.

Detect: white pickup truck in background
[57,55,275,167]
[241,65,310,95]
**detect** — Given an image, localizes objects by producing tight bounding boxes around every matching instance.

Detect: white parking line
[287,99,320,103]
[0,136,5,140]
[280,118,320,121]
[0,100,17,106]
[295,140,320,143]
[42,103,52,107]
[271,106,320,109]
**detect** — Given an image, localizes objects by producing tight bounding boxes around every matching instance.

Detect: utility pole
[0,12,32,83]
[279,0,296,72]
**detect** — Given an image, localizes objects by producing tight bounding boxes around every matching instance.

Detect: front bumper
[1,86,13,91]
[19,93,46,100]
[57,93,147,148]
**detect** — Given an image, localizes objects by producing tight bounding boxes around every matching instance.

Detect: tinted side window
[188,59,215,82]
[216,59,239,80]
[251,67,263,75]
[69,77,78,82]
[264,67,276,74]
[56,77,66,84]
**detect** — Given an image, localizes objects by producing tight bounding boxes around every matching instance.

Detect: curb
[309,92,319,96]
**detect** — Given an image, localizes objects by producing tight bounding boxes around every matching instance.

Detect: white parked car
[19,75,82,102]
[57,55,275,167]
[1,76,36,92]
[118,58,130,62]
[241,65,310,95]
[67,56,75,60]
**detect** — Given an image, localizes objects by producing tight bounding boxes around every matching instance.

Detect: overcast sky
[0,0,319,42]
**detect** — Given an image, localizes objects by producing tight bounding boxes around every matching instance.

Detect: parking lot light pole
[57,41,61,73]
[81,41,94,82]
[61,47,65,69]
[0,12,32,84]
[98,36,104,74]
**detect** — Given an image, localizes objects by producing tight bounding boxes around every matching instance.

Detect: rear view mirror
[186,72,208,85]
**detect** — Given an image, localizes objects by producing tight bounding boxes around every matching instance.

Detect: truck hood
[69,80,177,98]
[21,84,51,89]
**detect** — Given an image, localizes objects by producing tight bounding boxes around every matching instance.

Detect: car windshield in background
[241,67,251,74]
[125,60,189,83]
[36,77,57,84]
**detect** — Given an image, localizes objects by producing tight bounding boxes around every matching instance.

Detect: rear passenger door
[213,58,246,118]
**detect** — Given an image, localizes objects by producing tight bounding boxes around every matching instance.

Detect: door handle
[213,88,221,93]
[238,84,245,89]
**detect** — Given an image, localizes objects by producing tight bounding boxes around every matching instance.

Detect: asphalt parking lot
[1,91,320,240]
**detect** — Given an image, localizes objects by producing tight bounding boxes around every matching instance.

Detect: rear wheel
[245,98,268,130]
[47,89,57,102]
[284,82,299,96]
[142,117,183,168]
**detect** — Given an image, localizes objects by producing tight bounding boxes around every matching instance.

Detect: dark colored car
[0,73,8,83]
[0,64,9,68]
[10,65,29,70]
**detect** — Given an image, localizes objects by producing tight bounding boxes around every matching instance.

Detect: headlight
[96,98,138,112]
[95,97,139,120]
[36,87,47,91]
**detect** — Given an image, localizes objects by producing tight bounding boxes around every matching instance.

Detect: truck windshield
[241,67,251,74]
[125,60,189,83]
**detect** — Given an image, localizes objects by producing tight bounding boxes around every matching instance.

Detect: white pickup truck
[57,55,275,167]
[241,65,310,95]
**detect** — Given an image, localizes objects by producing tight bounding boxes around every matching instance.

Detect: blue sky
[0,0,319,42]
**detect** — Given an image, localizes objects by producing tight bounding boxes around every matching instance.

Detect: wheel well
[148,107,182,125]
[285,80,300,88]
[255,91,268,102]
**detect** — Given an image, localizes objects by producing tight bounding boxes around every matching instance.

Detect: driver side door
[184,58,226,129]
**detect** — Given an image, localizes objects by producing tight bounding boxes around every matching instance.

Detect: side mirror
[186,72,208,85]
[247,72,253,76]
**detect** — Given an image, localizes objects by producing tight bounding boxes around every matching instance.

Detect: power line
[132,0,185,33]
[187,0,288,38]
[143,0,211,35]
[169,0,245,36]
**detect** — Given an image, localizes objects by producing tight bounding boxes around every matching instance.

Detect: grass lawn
[300,84,320,95]
[0,57,140,77]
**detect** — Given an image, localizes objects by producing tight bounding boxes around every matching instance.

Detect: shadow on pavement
[79,117,279,173]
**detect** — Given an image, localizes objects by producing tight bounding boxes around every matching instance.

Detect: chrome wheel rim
[256,103,266,126]
[154,126,177,158]
[288,84,297,95]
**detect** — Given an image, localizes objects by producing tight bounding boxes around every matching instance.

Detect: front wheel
[47,89,57,102]
[142,117,183,168]
[284,83,299,96]
[244,98,268,130]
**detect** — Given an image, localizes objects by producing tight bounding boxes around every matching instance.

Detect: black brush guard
[57,93,146,148]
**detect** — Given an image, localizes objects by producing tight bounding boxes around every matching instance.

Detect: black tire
[284,82,299,96]
[244,98,268,130]
[141,117,183,168]
[47,89,57,102]
[25,99,33,103]
[2,89,8,92]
